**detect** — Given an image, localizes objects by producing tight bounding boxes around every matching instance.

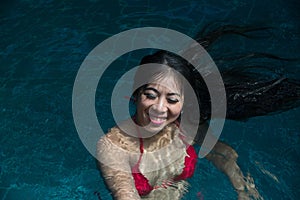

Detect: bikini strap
[132,126,144,172]
[139,137,144,154]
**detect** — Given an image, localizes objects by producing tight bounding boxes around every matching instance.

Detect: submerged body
[96,23,300,198]
[97,122,196,200]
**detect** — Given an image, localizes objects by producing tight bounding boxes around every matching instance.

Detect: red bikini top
[131,133,197,196]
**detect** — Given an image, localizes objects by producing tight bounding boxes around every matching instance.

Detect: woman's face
[135,77,183,132]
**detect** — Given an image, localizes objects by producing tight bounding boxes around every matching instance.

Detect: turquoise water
[0,0,299,199]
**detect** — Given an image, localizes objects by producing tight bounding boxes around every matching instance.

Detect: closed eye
[144,92,157,100]
[167,98,179,104]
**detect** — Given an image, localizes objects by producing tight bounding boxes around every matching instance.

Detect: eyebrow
[144,87,181,97]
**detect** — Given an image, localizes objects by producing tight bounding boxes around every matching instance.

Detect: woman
[97,54,199,199]
[97,51,260,200]
[97,25,300,200]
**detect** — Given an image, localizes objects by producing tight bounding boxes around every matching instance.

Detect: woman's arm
[195,123,262,199]
[97,136,141,200]
[206,141,262,200]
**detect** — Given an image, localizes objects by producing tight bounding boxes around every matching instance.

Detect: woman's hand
[206,141,263,200]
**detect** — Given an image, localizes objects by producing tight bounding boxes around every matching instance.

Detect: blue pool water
[0,0,299,199]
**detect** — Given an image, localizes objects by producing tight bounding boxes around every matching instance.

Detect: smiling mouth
[148,114,167,125]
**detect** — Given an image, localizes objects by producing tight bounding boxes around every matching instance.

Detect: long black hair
[136,24,300,123]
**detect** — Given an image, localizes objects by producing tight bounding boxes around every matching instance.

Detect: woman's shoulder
[99,123,139,152]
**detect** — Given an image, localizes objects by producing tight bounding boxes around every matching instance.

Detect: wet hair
[133,23,300,123]
[132,51,195,97]
[195,23,300,120]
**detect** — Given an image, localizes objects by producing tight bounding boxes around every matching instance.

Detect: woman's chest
[136,137,187,185]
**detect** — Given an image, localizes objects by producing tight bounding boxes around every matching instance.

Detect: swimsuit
[131,135,197,196]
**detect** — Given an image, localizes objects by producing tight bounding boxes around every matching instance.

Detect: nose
[152,97,167,113]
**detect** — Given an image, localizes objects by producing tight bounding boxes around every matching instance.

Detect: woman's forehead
[146,78,182,94]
